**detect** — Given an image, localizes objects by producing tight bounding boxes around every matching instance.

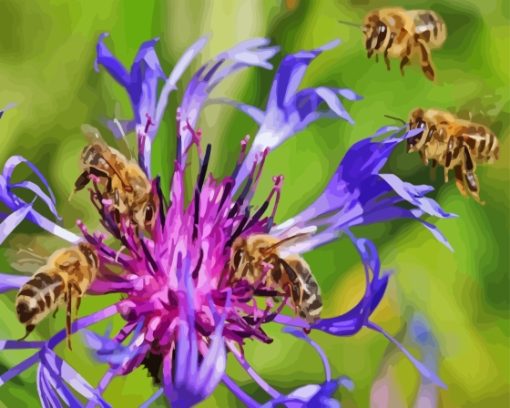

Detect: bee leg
[71,283,83,319]
[416,39,435,81]
[384,33,395,71]
[18,324,35,341]
[53,308,58,318]
[444,137,455,182]
[375,54,379,63]
[454,165,468,197]
[419,150,429,166]
[70,171,90,201]
[430,159,437,181]
[66,284,73,350]
[462,146,485,204]
[399,41,412,76]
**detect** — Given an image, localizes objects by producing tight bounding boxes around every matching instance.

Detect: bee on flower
[0,33,453,406]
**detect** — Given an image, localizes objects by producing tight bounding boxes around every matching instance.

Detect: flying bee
[229,233,322,324]
[406,108,500,203]
[73,125,158,232]
[15,243,99,349]
[340,7,446,80]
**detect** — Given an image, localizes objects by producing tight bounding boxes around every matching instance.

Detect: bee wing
[5,247,47,274]
[81,124,107,145]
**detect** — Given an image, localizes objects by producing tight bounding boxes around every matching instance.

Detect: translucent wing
[5,247,47,274]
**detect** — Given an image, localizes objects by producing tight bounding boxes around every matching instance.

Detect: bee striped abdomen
[285,257,323,323]
[16,272,65,327]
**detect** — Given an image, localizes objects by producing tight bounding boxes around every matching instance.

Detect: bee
[229,233,322,324]
[341,8,446,80]
[73,125,157,232]
[407,108,500,203]
[15,243,99,349]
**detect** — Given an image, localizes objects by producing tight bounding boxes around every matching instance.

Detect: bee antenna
[338,19,365,30]
[384,114,407,125]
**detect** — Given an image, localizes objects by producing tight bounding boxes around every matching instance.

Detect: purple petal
[140,388,164,408]
[222,375,260,408]
[11,181,60,220]
[37,365,63,408]
[179,38,278,165]
[2,155,57,214]
[40,347,111,407]
[410,315,440,408]
[155,36,209,127]
[0,202,33,245]
[379,174,456,219]
[81,322,145,368]
[95,33,130,86]
[209,97,265,124]
[0,339,44,349]
[0,352,39,386]
[283,327,331,381]
[269,40,340,109]
[196,293,231,399]
[227,341,280,398]
[234,40,359,188]
[37,363,83,408]
[0,102,16,119]
[262,377,353,408]
[367,322,446,388]
[47,304,119,349]
[0,273,29,294]
[26,210,81,243]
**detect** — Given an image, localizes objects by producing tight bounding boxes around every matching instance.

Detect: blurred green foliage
[0,1,508,407]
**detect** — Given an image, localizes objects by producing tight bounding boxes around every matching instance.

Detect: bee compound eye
[144,204,154,223]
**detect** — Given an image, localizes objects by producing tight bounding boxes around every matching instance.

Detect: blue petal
[262,377,353,408]
[0,202,33,245]
[367,322,446,389]
[154,36,209,127]
[0,102,16,119]
[40,347,111,407]
[283,327,331,381]
[379,173,456,219]
[232,40,359,188]
[37,364,63,408]
[178,38,278,165]
[95,33,130,87]
[274,126,453,253]
[2,155,58,215]
[312,237,389,336]
[10,181,61,220]
[269,40,340,110]
[208,97,265,124]
[0,273,29,294]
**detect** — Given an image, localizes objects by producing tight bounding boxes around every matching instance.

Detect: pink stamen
[88,174,101,184]
[260,261,273,274]
[184,119,203,158]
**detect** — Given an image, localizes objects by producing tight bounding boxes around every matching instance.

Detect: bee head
[363,15,387,55]
[407,108,427,152]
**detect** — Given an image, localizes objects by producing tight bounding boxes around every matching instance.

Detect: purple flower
[0,35,453,407]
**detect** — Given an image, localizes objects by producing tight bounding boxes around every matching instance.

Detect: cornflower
[0,34,453,407]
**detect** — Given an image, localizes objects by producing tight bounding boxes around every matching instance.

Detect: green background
[0,0,508,407]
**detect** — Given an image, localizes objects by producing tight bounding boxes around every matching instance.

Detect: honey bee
[341,8,446,80]
[229,233,322,323]
[73,125,157,232]
[407,108,500,203]
[15,243,99,349]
